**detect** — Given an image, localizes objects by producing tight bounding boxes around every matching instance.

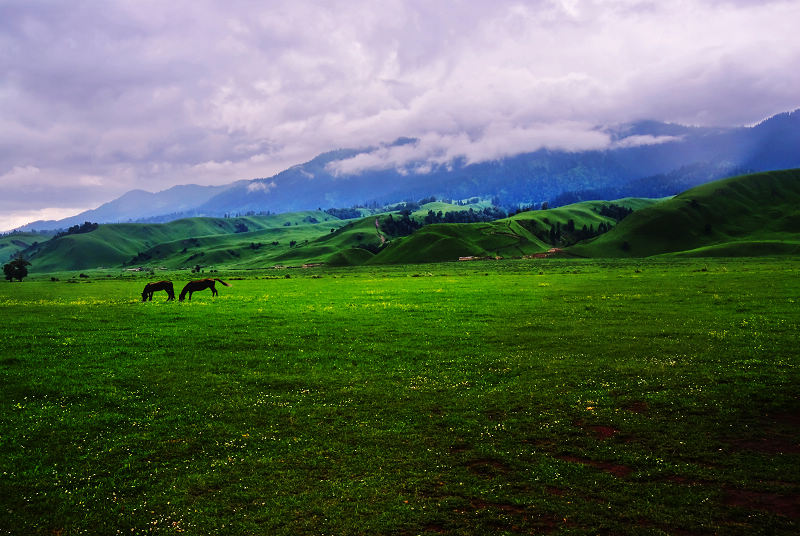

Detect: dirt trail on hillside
[375,218,387,245]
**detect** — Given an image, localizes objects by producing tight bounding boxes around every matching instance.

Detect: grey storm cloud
[1,0,799,230]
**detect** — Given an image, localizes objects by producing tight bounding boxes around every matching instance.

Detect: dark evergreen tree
[3,257,30,282]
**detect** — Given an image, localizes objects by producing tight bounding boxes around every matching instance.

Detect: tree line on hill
[53,221,99,239]
[514,203,633,248]
[422,206,508,224]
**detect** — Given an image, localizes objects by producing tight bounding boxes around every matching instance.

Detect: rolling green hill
[281,216,386,266]
[409,200,489,219]
[362,198,660,265]
[567,169,800,258]
[25,211,345,272]
[0,233,47,263]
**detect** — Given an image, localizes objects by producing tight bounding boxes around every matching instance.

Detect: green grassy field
[1,258,799,535]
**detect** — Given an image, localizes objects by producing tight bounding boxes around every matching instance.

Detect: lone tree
[3,257,31,282]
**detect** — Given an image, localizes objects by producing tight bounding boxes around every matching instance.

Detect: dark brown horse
[142,280,175,301]
[179,278,231,301]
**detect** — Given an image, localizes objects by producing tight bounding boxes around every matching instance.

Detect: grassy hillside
[277,216,386,266]
[130,221,347,269]
[0,233,47,263]
[364,198,659,265]
[568,169,800,257]
[26,211,344,272]
[409,200,489,219]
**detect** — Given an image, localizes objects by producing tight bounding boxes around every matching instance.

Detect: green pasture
[1,258,799,534]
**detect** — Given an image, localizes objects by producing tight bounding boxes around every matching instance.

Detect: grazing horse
[179,278,231,301]
[142,280,175,301]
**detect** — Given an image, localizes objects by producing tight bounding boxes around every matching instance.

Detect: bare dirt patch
[467,458,511,479]
[545,485,566,496]
[573,419,619,440]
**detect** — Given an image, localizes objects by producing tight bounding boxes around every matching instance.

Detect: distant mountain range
[13,168,800,272]
[17,109,800,232]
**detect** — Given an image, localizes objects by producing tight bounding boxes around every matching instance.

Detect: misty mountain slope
[567,168,800,258]
[744,111,800,169]
[193,110,800,216]
[17,183,241,231]
[14,110,800,233]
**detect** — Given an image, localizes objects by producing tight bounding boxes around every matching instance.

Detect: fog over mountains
[16,110,800,232]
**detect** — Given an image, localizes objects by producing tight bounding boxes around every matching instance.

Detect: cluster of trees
[516,203,632,248]
[222,211,272,218]
[422,207,507,225]
[3,257,30,281]
[568,221,615,243]
[326,195,501,221]
[598,204,633,221]
[54,221,99,239]
[520,218,617,247]
[380,211,421,237]
[324,207,362,219]
[385,201,421,212]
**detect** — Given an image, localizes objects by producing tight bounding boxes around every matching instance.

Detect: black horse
[142,280,175,301]
[179,278,230,301]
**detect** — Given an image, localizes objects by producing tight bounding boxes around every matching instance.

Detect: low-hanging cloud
[247,180,277,193]
[326,122,613,176]
[1,0,799,229]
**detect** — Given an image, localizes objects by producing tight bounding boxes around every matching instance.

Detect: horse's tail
[215,278,231,287]
[179,284,190,301]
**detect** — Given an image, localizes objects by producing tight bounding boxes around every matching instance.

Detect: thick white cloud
[1,0,799,229]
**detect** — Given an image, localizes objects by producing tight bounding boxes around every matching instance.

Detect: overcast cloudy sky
[1,0,799,231]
